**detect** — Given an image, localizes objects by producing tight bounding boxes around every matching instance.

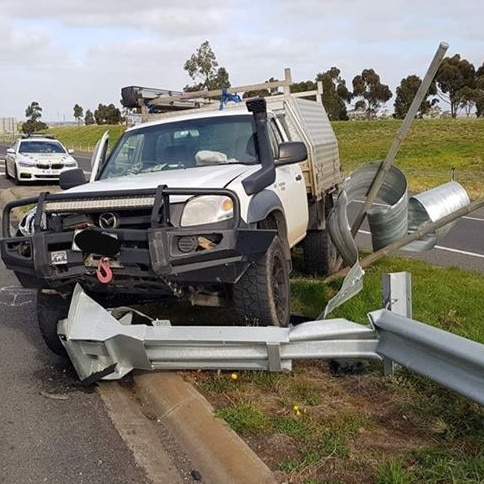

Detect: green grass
[192,257,484,483]
[43,124,126,152]
[333,118,484,199]
[3,114,482,481]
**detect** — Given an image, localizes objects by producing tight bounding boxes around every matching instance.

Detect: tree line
[21,41,484,133]
[22,102,124,134]
[183,42,484,121]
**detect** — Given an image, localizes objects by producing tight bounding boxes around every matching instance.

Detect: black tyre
[233,236,290,327]
[13,164,20,185]
[37,290,71,357]
[5,161,12,179]
[302,229,339,277]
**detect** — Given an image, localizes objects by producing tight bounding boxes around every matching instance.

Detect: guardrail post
[381,272,412,375]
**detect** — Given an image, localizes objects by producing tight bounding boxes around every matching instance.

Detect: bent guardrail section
[59,281,484,407]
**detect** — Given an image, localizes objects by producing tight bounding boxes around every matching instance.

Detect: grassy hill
[333,118,484,199]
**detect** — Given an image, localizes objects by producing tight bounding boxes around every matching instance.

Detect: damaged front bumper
[0,186,275,292]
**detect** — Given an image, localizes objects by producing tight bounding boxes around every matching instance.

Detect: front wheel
[233,236,290,327]
[5,160,12,179]
[12,164,20,185]
[37,290,71,356]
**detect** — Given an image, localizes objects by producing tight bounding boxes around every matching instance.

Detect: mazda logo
[98,212,120,229]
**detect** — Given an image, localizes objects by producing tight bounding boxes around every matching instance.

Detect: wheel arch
[246,190,290,262]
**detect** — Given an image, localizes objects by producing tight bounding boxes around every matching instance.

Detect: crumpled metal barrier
[58,284,380,384]
[405,181,470,251]
[59,283,484,407]
[328,162,470,265]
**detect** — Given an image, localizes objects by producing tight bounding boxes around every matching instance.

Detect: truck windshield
[100,114,259,179]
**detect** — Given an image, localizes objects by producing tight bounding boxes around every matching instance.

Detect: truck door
[90,131,109,182]
[269,118,308,246]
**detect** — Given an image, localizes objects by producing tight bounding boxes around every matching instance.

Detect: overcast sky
[1,0,482,122]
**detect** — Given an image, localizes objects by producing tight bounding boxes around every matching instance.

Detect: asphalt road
[0,264,151,483]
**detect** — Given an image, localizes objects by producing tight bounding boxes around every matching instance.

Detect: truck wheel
[233,236,290,327]
[37,291,71,357]
[302,229,339,277]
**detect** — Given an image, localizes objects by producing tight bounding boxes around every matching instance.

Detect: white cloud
[0,0,482,120]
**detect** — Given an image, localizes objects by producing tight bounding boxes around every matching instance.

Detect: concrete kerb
[0,186,277,484]
[133,372,277,484]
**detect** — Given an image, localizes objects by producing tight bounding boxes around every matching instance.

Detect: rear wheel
[302,229,339,277]
[233,235,290,327]
[37,291,71,357]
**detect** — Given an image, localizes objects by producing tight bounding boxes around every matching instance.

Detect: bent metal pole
[350,41,449,237]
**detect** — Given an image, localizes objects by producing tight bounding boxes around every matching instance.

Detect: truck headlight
[181,196,234,227]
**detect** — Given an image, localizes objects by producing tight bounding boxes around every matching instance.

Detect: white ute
[1,71,343,355]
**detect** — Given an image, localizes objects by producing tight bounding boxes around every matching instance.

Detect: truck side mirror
[275,142,308,165]
[60,168,87,190]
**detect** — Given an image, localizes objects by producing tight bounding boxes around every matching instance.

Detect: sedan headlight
[181,195,234,227]
[17,160,35,167]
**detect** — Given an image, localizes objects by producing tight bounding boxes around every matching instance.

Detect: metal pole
[350,42,449,237]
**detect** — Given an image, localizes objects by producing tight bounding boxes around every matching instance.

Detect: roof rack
[125,68,323,123]
[21,133,56,139]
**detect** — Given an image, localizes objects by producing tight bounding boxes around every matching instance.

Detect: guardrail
[58,273,484,405]
[371,309,484,405]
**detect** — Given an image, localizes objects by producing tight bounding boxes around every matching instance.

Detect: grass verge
[185,256,484,483]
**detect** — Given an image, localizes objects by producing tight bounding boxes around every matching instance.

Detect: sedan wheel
[13,164,20,185]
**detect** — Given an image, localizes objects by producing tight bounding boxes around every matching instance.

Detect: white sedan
[5,135,78,184]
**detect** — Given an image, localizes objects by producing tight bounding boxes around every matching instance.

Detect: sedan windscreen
[19,141,66,154]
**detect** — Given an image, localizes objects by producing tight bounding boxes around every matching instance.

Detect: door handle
[295,174,302,181]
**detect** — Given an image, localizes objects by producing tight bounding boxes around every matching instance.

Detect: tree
[352,69,392,119]
[435,55,475,118]
[22,101,48,134]
[475,63,484,118]
[183,41,231,91]
[316,67,352,120]
[393,75,437,119]
[94,103,123,124]
[25,101,43,122]
[84,109,95,125]
[73,104,84,125]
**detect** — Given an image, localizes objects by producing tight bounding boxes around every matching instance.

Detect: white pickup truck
[1,74,343,355]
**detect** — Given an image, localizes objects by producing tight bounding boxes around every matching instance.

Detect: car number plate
[51,250,68,265]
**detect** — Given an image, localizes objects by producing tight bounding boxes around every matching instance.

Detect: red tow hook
[96,257,113,284]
